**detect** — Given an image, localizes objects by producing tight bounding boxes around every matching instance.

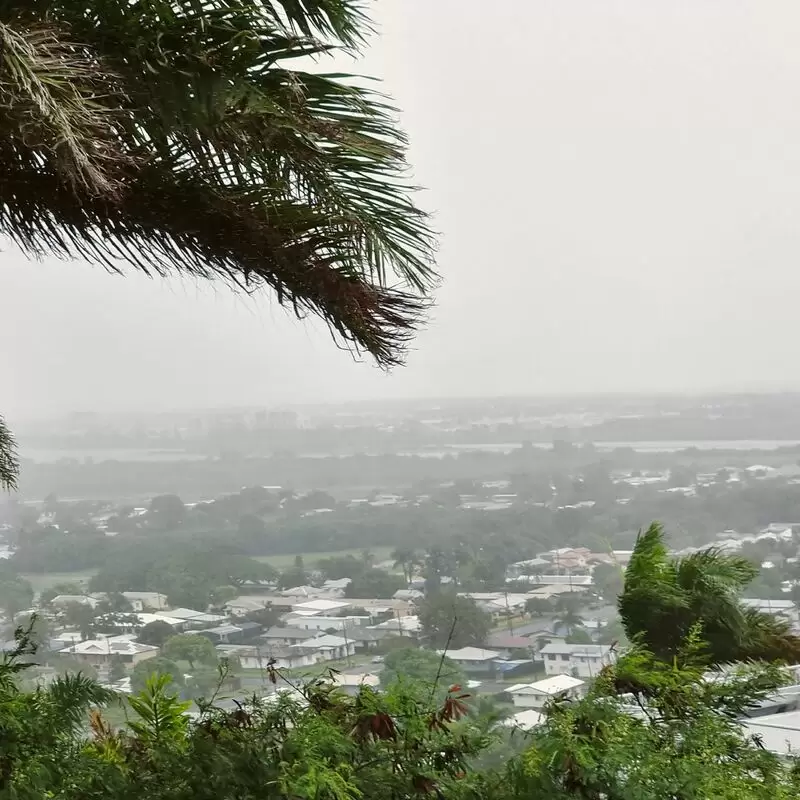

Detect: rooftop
[539,643,613,657]
[440,646,502,662]
[507,675,585,695]
[292,599,350,613]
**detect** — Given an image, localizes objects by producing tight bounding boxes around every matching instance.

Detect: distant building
[506,674,586,708]
[293,634,355,662]
[439,646,503,673]
[64,638,158,668]
[540,643,615,678]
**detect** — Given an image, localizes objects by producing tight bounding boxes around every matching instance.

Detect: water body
[404,440,800,458]
[19,439,800,463]
[20,448,207,463]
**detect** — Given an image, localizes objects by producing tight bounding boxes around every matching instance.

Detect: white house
[294,634,356,662]
[286,614,371,633]
[503,709,544,730]
[121,591,168,611]
[331,672,381,695]
[506,675,586,708]
[540,643,615,678]
[64,638,159,668]
[261,626,322,646]
[439,646,503,673]
[51,594,97,609]
[741,598,798,623]
[219,645,318,671]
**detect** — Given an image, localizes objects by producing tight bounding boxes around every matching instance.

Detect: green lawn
[253,547,395,569]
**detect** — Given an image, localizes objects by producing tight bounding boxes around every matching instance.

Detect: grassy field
[22,570,98,594]
[253,547,395,569]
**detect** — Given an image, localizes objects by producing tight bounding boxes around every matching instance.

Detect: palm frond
[0,0,437,366]
[0,20,133,199]
[0,415,18,491]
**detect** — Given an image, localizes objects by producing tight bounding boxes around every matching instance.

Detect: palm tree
[391,547,418,584]
[619,522,800,665]
[0,0,436,489]
[556,608,584,637]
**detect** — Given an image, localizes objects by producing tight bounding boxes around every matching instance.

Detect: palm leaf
[0,416,17,491]
[0,1,436,364]
[0,0,437,491]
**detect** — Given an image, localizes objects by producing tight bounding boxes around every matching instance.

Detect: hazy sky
[5,0,800,419]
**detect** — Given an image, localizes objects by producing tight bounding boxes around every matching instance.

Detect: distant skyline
[6,1,800,419]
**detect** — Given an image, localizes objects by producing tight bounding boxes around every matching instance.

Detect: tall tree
[0,0,437,489]
[619,521,800,665]
[418,590,491,650]
[162,634,217,670]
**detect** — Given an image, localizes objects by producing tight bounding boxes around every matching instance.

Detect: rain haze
[4,0,800,417]
[10,0,800,767]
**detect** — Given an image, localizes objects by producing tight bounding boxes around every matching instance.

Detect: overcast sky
[4,0,800,419]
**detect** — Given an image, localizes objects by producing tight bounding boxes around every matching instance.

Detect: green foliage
[138,620,178,648]
[382,647,467,695]
[620,522,800,665]
[565,627,592,644]
[0,574,33,620]
[591,559,625,602]
[131,657,184,695]
[162,634,217,669]
[344,568,405,599]
[148,494,186,528]
[39,582,83,607]
[2,615,800,798]
[418,590,491,649]
[524,597,553,616]
[0,414,17,490]
[127,673,191,745]
[89,543,274,611]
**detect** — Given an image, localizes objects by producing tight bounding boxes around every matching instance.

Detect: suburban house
[218,644,318,671]
[197,622,262,645]
[50,630,83,650]
[347,628,389,651]
[163,607,227,627]
[440,647,504,674]
[370,615,421,635]
[540,643,615,678]
[51,594,98,609]
[462,592,529,618]
[506,675,586,709]
[393,589,424,602]
[524,584,592,601]
[331,672,380,696]
[226,596,274,615]
[286,614,371,633]
[518,575,594,588]
[63,638,159,667]
[261,626,321,646]
[120,591,168,611]
[485,633,536,654]
[293,634,355,662]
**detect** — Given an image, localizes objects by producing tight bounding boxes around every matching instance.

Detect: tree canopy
[619,521,800,666]
[418,590,491,650]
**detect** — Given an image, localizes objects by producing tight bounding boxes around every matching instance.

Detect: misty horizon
[5,1,800,417]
